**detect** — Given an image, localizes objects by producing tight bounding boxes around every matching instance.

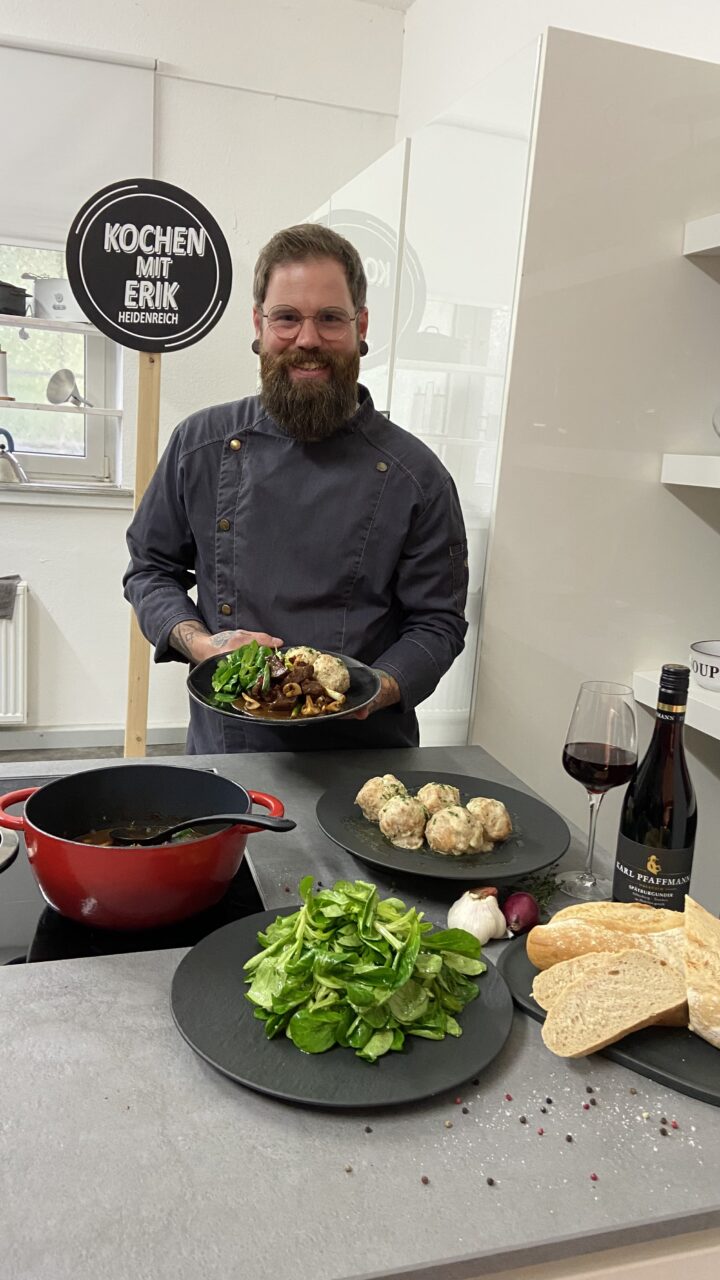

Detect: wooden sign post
[66,178,233,757]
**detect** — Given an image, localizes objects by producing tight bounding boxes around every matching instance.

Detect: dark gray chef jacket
[124,386,469,754]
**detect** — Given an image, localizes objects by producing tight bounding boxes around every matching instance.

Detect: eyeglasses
[261,306,361,341]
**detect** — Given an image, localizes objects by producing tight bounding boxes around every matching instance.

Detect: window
[0,243,122,484]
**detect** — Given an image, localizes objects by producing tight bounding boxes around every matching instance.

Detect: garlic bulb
[447,887,508,945]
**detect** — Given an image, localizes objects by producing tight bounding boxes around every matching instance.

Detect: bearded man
[123,224,469,753]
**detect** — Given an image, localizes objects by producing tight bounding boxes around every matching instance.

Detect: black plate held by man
[187,651,381,726]
[171,908,514,1110]
[496,937,720,1108]
[316,771,571,883]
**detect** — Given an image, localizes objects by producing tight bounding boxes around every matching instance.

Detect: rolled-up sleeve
[123,427,203,664]
[373,477,469,710]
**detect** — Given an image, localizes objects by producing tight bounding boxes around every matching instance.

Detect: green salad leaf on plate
[210,641,275,705]
[243,877,486,1061]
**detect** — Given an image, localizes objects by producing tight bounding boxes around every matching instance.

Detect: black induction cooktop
[0,773,264,964]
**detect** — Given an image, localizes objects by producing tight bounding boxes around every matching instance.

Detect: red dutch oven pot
[0,764,290,931]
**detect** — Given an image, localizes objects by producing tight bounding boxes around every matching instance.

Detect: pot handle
[0,787,37,831]
[245,789,285,829]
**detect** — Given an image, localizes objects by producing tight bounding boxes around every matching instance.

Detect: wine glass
[557,681,637,901]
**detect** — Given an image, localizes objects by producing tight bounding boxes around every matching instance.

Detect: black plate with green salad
[171,877,514,1108]
[187,641,381,726]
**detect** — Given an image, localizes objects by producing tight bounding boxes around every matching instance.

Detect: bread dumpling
[355,774,408,823]
[416,782,460,815]
[284,646,320,665]
[426,805,491,856]
[378,795,427,850]
[312,652,350,695]
[466,797,512,843]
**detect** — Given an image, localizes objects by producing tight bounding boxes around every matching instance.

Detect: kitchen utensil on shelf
[110,811,295,845]
[46,368,93,408]
[557,681,637,901]
[0,279,29,316]
[316,770,571,884]
[0,429,29,483]
[0,344,13,399]
[171,907,514,1109]
[21,274,85,322]
[0,763,291,930]
[690,641,720,692]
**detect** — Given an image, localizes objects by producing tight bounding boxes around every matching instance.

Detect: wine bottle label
[613,834,693,911]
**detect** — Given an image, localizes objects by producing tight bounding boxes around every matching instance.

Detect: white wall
[399,0,720,135]
[0,0,403,737]
[470,29,720,912]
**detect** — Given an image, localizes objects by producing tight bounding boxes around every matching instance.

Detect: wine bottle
[612,664,697,911]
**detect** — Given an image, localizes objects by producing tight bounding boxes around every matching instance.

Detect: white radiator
[0,581,28,725]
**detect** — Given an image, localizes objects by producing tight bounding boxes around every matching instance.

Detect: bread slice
[550,902,683,934]
[532,949,688,1027]
[525,916,681,962]
[684,895,720,1050]
[541,952,688,1058]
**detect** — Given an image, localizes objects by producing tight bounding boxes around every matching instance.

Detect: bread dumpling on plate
[466,796,513,843]
[355,774,408,823]
[311,652,350,695]
[284,646,320,666]
[425,805,491,856]
[416,781,460,815]
[378,794,427,850]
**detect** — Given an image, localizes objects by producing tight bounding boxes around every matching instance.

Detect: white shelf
[661,453,720,488]
[633,669,720,739]
[683,214,720,257]
[0,400,121,418]
[0,313,99,336]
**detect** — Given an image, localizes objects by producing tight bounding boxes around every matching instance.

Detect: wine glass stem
[583,791,605,881]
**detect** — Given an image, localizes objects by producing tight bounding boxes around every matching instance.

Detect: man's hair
[253,224,367,312]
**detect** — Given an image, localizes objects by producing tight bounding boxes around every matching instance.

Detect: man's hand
[170,620,283,664]
[353,671,401,719]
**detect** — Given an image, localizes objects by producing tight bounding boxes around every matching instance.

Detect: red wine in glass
[557,683,638,901]
[562,743,637,793]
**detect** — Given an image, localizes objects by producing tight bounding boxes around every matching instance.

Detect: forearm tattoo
[170,619,211,660]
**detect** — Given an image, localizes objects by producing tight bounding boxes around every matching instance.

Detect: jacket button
[376,461,388,472]
[220,604,232,616]
[218,518,231,532]
[229,438,242,450]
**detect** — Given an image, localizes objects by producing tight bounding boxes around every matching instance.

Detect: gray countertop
[1,746,719,1280]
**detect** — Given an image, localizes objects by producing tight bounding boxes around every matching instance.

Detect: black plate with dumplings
[496,937,720,1107]
[187,650,381,726]
[171,907,514,1110]
[315,770,571,883]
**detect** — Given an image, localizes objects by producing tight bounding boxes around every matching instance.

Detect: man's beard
[259,347,360,442]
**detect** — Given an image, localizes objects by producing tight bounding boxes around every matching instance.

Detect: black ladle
[109,813,296,846]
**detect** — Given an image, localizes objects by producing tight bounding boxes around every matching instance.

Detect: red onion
[502,891,540,935]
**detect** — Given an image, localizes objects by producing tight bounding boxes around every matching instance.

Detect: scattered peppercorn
[660,1127,668,1137]
[590,1098,597,1107]
[586,1086,594,1094]
[583,1103,590,1111]
[671,1120,679,1130]
[546,1097,553,1105]
[519,1116,527,1125]
[365,1125,373,1133]
[462,1107,469,1115]
[540,1106,547,1114]
[661,1117,667,1125]
[472,1078,480,1086]
[444,1120,453,1129]
[565,1135,573,1143]
[421,1175,429,1185]
[486,1177,495,1186]
[629,1087,637,1096]
[345,1165,353,1173]
[504,1093,513,1101]
[537,1128,544,1136]
[283,886,290,893]
[590,1173,598,1182]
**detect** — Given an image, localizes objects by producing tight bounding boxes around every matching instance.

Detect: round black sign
[66,178,232,353]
